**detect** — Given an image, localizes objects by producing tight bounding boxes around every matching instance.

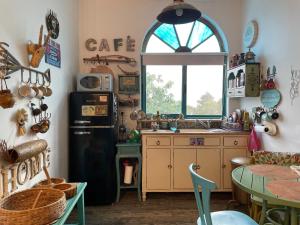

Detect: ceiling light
[157,0,201,25]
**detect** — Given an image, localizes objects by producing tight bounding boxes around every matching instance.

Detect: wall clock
[46,10,59,39]
[243,20,258,48]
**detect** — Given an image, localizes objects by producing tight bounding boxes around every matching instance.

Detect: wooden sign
[0,148,50,199]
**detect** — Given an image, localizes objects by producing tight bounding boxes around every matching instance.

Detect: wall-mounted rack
[83,54,136,67]
[0,42,51,82]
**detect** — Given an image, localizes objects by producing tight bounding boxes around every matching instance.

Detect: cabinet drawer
[146,136,171,146]
[174,136,220,146]
[235,87,245,97]
[223,136,247,147]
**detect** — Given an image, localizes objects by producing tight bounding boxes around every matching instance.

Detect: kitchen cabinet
[173,148,196,189]
[141,131,248,201]
[227,63,260,97]
[223,136,248,189]
[146,148,171,190]
[173,148,221,190]
[197,148,221,188]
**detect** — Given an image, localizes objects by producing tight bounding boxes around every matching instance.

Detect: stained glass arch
[143,17,225,53]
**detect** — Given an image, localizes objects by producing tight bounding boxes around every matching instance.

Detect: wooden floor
[68,191,247,225]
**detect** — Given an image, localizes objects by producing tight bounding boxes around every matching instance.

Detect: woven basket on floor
[0,188,66,225]
[53,183,77,199]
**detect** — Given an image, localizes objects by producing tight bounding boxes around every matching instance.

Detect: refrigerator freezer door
[69,92,117,127]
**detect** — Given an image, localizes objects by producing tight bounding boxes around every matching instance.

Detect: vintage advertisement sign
[45,38,61,68]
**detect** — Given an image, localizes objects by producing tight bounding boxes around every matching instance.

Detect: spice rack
[227,63,260,97]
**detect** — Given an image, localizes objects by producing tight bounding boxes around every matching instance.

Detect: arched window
[141,17,228,118]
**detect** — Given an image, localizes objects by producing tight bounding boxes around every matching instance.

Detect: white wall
[0,0,79,188]
[240,0,300,152]
[79,0,243,128]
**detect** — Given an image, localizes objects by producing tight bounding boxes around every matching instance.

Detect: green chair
[188,164,258,225]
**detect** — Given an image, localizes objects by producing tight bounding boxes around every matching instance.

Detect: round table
[232,165,300,225]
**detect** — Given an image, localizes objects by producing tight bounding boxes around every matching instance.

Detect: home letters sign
[0,148,50,198]
[85,36,135,52]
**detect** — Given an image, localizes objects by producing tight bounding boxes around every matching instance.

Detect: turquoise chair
[188,164,258,225]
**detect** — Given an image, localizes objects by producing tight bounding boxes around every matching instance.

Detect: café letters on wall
[85,36,136,52]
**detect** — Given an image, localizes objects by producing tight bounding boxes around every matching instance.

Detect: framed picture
[118,75,139,94]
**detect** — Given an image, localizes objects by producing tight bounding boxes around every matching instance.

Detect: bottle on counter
[243,111,250,131]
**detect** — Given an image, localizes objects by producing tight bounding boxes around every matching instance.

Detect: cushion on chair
[197,210,258,225]
[252,151,300,166]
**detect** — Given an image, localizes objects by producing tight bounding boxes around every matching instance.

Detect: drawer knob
[197,165,201,169]
[222,164,226,168]
[168,164,172,169]
[234,140,238,145]
[156,140,160,145]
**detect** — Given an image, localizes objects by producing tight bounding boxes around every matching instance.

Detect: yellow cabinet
[142,132,249,201]
[173,148,221,190]
[197,148,221,188]
[223,148,247,189]
[173,149,196,189]
[145,148,171,190]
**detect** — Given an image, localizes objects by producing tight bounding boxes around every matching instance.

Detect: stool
[115,143,142,202]
[227,157,251,208]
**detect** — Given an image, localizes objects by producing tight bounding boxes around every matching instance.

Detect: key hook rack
[0,42,51,82]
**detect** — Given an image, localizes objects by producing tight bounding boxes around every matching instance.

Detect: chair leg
[284,207,290,225]
[259,200,267,225]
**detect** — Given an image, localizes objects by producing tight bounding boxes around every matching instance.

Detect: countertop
[140,129,250,135]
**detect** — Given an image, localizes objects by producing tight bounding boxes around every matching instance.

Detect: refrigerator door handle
[74,120,91,124]
[74,131,91,135]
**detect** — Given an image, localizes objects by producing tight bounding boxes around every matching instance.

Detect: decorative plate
[243,20,258,48]
[46,10,59,39]
[261,89,281,108]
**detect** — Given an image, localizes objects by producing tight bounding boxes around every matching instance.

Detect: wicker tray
[53,183,77,199]
[35,178,65,188]
[0,188,66,225]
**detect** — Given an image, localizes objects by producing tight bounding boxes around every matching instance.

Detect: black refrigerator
[69,92,118,205]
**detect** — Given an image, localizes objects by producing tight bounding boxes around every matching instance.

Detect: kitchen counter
[140,128,250,135]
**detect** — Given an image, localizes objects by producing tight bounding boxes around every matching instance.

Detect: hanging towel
[248,127,261,153]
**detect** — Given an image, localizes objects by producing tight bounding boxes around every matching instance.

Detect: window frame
[141,17,228,119]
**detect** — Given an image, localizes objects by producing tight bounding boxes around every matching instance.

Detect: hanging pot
[0,77,15,109]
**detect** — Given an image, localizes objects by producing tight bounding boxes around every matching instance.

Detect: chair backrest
[188,164,217,225]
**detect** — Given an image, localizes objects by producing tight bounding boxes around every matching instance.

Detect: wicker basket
[35,178,65,188]
[0,188,66,225]
[53,183,77,199]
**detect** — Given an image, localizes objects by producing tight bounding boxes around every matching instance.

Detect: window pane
[192,35,221,53]
[175,22,194,46]
[146,35,175,53]
[154,24,180,49]
[146,65,182,114]
[186,65,223,115]
[188,21,213,49]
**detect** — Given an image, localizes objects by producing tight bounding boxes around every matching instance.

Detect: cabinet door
[173,149,196,189]
[223,148,247,189]
[146,148,171,190]
[197,149,221,188]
